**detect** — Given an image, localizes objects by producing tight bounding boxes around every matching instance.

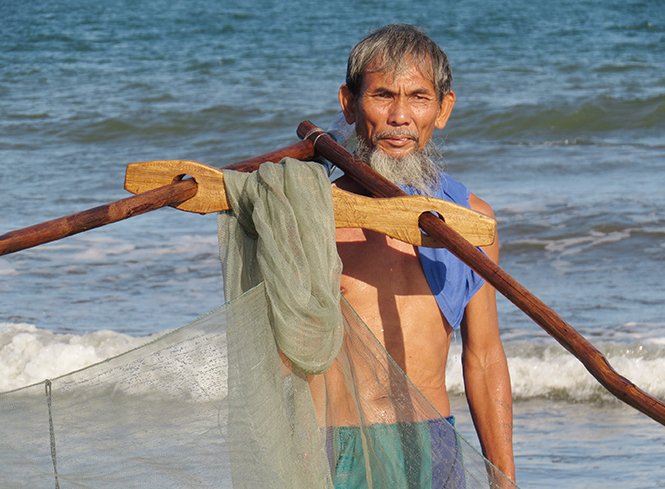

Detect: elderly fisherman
[331,23,515,485]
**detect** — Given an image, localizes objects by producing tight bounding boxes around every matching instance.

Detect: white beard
[356,137,443,195]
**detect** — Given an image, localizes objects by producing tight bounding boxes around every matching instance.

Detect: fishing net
[0,159,517,488]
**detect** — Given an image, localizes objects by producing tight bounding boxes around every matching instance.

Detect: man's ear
[338,85,357,125]
[435,90,456,129]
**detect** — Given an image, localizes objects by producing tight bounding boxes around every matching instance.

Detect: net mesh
[0,159,517,488]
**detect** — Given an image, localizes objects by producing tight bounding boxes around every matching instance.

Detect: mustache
[373,129,420,144]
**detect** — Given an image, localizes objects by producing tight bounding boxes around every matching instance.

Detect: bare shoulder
[467,191,499,262]
[468,191,495,218]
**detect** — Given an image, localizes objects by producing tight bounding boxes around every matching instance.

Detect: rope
[303,127,326,148]
[45,380,60,489]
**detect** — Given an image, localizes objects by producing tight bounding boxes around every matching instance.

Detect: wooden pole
[297,120,665,427]
[0,180,197,257]
[0,140,315,257]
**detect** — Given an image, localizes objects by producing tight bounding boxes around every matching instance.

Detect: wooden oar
[296,120,665,427]
[123,159,496,247]
[0,140,315,257]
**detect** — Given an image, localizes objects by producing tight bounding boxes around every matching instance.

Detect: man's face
[339,61,455,159]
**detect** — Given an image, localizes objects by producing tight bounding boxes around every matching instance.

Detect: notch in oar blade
[125,160,231,214]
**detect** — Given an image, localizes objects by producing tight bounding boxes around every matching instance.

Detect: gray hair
[346,24,452,102]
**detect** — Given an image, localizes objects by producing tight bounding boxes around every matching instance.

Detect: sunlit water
[1,1,664,486]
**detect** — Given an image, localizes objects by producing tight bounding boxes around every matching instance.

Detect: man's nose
[387,97,412,126]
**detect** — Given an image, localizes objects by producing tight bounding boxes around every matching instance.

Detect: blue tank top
[402,173,485,330]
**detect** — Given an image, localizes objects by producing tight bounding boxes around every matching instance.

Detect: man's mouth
[373,130,419,147]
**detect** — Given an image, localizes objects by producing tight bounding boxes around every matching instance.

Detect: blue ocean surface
[1,1,664,487]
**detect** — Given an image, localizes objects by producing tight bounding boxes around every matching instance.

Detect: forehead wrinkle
[358,70,438,103]
[365,53,435,90]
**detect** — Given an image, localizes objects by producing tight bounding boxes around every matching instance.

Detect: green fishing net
[0,158,517,488]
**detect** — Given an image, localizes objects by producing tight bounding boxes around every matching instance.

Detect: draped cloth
[219,158,344,375]
[404,171,485,330]
[218,158,343,488]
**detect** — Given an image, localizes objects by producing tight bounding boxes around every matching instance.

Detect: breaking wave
[447,334,665,403]
[3,320,664,404]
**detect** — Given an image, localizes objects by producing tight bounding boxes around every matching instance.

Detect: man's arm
[460,193,515,483]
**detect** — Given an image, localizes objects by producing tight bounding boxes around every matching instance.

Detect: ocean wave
[453,93,665,141]
[4,321,664,405]
[503,229,634,256]
[446,340,665,402]
[0,322,160,393]
[60,104,271,145]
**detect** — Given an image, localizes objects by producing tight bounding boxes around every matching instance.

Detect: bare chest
[336,228,452,373]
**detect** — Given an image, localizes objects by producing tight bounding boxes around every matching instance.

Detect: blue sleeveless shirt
[402,173,485,330]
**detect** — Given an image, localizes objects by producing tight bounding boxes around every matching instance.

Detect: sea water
[1,0,664,487]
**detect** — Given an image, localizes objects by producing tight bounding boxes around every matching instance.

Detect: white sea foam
[446,340,665,402]
[510,229,635,257]
[5,319,664,403]
[0,322,158,393]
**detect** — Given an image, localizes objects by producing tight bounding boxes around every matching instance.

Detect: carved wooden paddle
[123,159,496,248]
